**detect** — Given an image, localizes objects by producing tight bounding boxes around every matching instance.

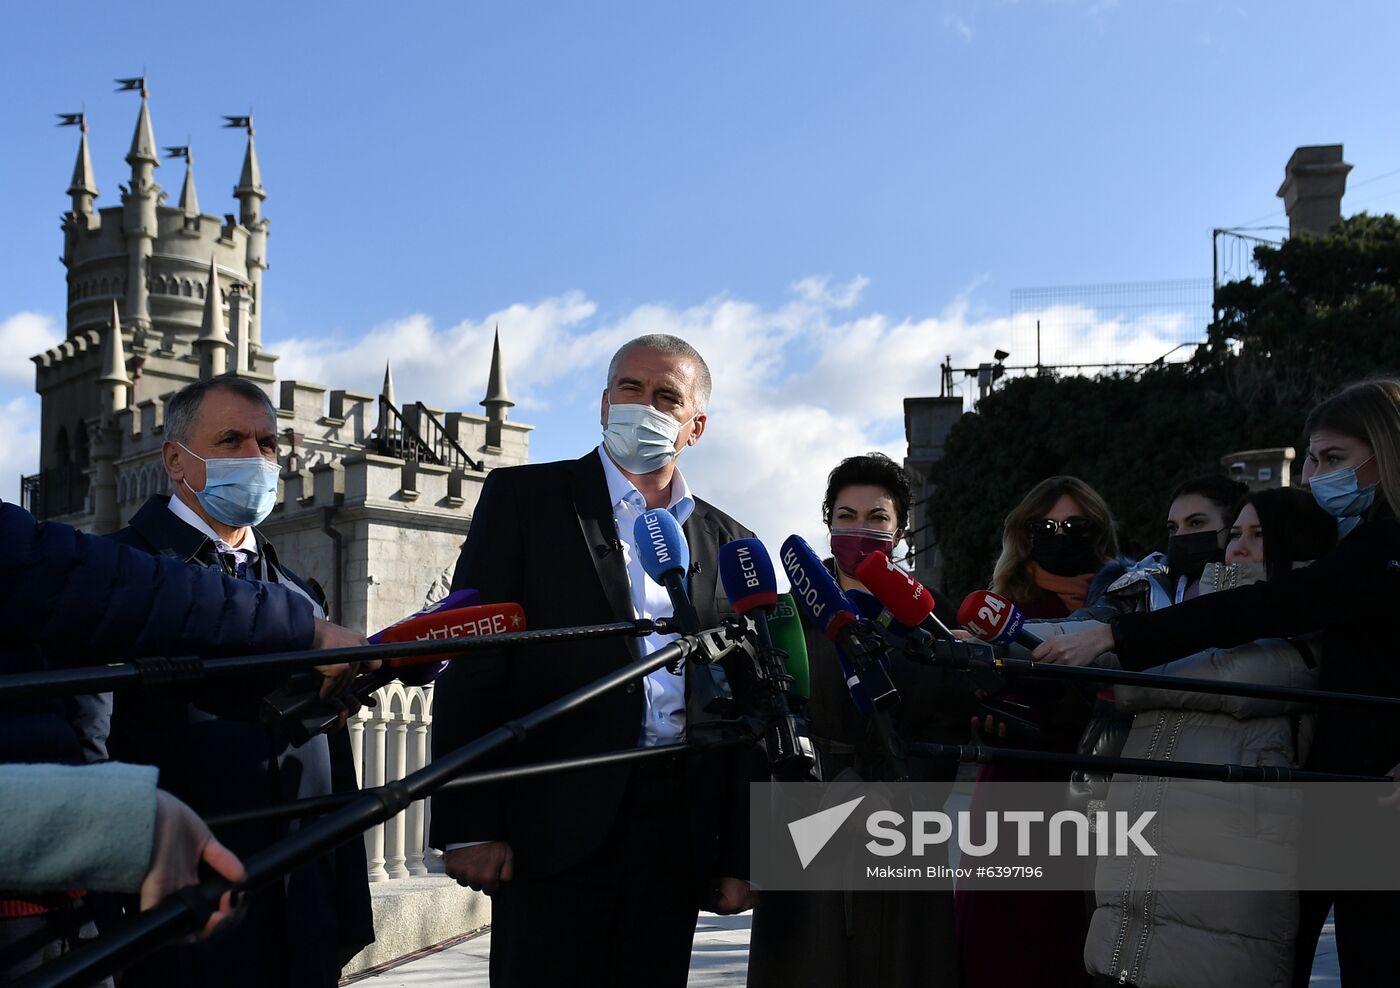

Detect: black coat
[0,498,315,765]
[429,451,759,888]
[1111,516,1400,776]
[106,496,373,988]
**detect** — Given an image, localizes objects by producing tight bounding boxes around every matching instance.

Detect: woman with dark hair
[1162,474,1250,602]
[748,452,960,988]
[1226,487,1339,582]
[1035,379,1400,985]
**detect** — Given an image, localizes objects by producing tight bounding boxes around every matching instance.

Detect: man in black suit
[105,374,374,988]
[430,334,758,986]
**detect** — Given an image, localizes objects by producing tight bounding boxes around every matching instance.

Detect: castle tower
[33,81,280,518]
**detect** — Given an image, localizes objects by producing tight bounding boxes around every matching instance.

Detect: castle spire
[99,300,131,392]
[228,116,265,224]
[481,326,513,416]
[168,146,199,217]
[124,81,158,168]
[381,361,397,408]
[482,327,514,449]
[225,113,267,352]
[64,115,98,214]
[117,77,159,332]
[195,256,231,378]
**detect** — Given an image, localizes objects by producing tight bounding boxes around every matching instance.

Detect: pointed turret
[178,149,199,218]
[481,327,514,417]
[119,79,160,331]
[195,257,231,378]
[67,121,98,215]
[99,301,131,387]
[482,327,514,448]
[382,361,397,408]
[226,115,268,353]
[99,300,131,417]
[234,127,265,225]
[126,90,158,168]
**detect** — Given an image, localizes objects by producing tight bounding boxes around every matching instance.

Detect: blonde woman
[957,476,1120,988]
[991,475,1120,618]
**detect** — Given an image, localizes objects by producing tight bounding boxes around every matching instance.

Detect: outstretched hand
[1030,623,1115,667]
[142,791,247,940]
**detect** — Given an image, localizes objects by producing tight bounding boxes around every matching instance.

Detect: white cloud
[0,312,61,384]
[271,293,607,415]
[0,283,1190,570]
[267,276,1192,589]
[0,313,55,502]
[0,395,43,505]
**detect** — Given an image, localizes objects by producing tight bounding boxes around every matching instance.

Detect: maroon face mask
[830,528,897,577]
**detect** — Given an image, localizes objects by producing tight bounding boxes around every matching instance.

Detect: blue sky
[3,1,1400,554]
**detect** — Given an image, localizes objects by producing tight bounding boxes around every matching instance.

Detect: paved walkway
[347,914,750,986]
[349,910,1338,985]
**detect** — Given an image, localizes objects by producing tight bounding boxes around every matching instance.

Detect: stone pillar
[406,713,431,877]
[902,396,966,591]
[1277,145,1352,238]
[364,716,389,882]
[385,705,409,880]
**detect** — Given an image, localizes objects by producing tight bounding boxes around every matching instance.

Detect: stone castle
[25,81,531,633]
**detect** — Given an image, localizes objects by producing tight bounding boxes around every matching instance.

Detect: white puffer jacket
[1043,562,1320,988]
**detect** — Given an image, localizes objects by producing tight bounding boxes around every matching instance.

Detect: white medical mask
[178,441,280,527]
[602,403,694,475]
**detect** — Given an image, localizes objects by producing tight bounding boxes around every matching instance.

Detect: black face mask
[1166,529,1225,579]
[1029,532,1100,577]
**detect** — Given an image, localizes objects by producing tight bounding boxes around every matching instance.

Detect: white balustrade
[350,682,436,882]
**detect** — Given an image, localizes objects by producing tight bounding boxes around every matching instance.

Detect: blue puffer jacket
[0,500,317,763]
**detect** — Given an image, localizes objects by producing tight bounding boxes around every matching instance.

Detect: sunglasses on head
[1026,516,1097,538]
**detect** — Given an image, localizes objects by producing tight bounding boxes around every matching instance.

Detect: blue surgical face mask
[602,403,695,475]
[178,441,280,528]
[1309,455,1376,535]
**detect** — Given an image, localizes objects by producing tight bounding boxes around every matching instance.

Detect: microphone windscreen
[854,551,935,627]
[718,538,779,616]
[957,589,1026,647]
[634,509,690,584]
[778,534,856,640]
[769,593,810,699]
[371,601,526,672]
